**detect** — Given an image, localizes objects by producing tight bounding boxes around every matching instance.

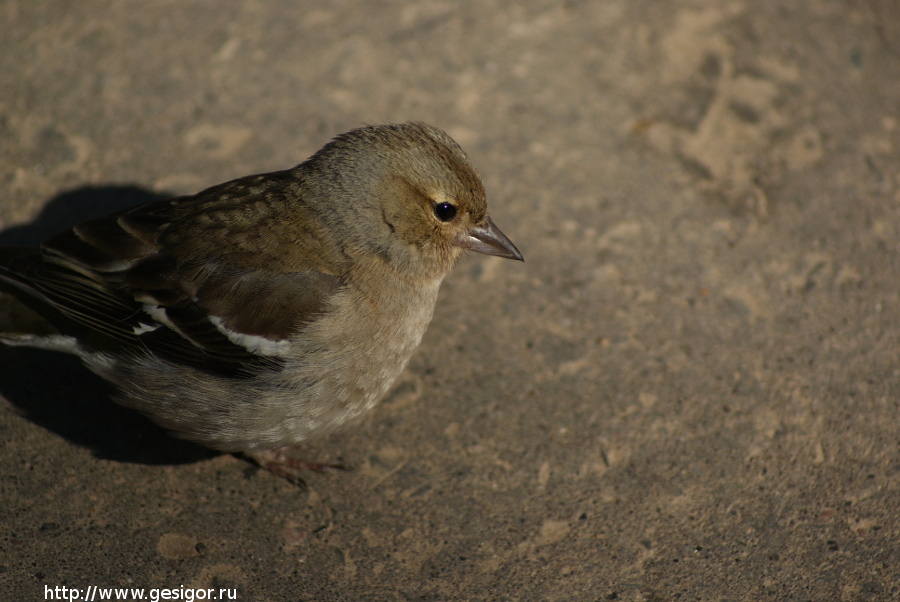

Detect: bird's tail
[0,247,62,338]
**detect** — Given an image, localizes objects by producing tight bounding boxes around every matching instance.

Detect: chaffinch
[0,122,522,484]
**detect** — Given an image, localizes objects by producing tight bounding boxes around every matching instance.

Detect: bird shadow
[0,184,218,466]
[0,184,168,245]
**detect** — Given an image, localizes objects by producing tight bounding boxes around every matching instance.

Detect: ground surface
[2,1,899,600]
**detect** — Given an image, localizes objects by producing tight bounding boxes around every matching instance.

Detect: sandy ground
[2,1,900,600]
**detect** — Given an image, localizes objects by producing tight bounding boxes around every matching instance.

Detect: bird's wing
[0,173,345,378]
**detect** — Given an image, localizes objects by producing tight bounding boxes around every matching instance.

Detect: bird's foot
[243,447,350,488]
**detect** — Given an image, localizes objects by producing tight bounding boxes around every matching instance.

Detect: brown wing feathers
[0,190,338,377]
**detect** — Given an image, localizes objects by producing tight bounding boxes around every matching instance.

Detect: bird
[0,122,523,485]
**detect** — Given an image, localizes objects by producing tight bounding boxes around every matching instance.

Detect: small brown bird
[0,122,522,483]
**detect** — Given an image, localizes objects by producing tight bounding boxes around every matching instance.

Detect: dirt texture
[2,1,899,600]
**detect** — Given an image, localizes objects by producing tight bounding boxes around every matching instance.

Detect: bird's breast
[268,272,443,441]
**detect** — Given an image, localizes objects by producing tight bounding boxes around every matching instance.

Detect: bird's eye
[433,201,458,222]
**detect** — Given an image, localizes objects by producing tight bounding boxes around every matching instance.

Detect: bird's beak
[454,215,524,261]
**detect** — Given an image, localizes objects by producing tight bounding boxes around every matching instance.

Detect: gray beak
[454,215,524,261]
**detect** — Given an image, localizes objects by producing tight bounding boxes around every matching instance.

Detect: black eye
[433,201,458,222]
